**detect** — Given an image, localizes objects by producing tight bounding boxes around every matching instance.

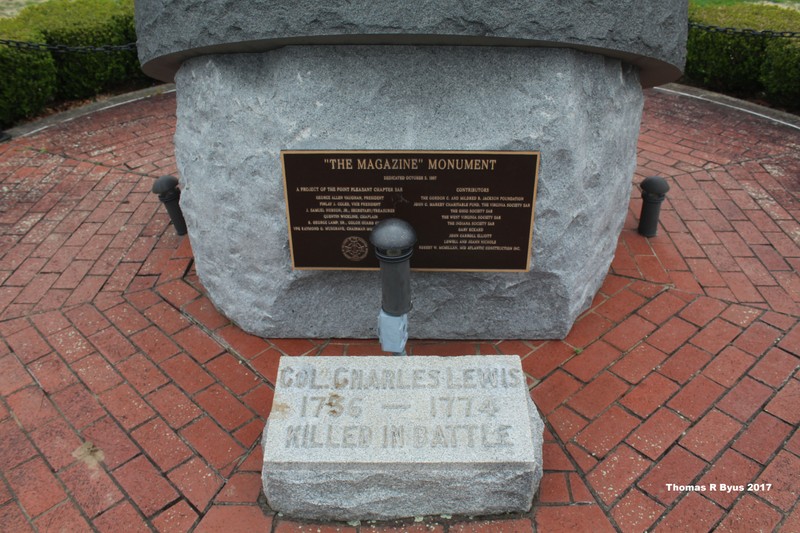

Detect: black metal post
[152,175,188,236]
[370,218,417,316]
[638,176,670,237]
[370,218,417,355]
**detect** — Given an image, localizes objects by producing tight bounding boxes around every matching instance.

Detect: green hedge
[686,24,767,94]
[687,4,800,111]
[0,0,141,127]
[15,0,140,100]
[0,20,57,128]
[761,37,800,109]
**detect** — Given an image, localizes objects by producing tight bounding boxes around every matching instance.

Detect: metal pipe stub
[637,175,670,237]
[152,175,188,236]
[370,218,417,316]
[370,218,417,354]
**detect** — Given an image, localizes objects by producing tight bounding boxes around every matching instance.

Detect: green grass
[691,0,800,7]
[5,0,798,21]
[691,2,800,30]
[0,0,49,19]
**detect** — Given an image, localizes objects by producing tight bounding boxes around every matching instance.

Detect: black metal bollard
[370,218,417,354]
[370,218,417,316]
[638,176,670,237]
[152,175,188,236]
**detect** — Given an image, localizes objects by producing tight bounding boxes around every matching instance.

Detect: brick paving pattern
[0,88,798,531]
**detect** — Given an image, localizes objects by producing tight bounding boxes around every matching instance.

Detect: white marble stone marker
[261,355,544,521]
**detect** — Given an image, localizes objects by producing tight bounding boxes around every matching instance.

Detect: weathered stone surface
[261,355,544,521]
[135,0,688,87]
[174,45,643,339]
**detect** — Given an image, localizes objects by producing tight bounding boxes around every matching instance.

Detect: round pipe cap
[152,175,180,195]
[640,175,670,195]
[370,218,417,262]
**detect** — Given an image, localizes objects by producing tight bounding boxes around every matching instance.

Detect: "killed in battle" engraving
[263,356,536,463]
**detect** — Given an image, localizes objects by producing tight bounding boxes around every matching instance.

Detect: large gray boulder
[135,1,687,340]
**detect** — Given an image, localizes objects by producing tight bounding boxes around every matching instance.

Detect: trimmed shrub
[15,0,139,100]
[685,23,766,94]
[761,38,800,111]
[0,20,57,128]
[687,4,800,106]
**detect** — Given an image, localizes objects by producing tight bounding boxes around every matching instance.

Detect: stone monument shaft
[135,0,687,339]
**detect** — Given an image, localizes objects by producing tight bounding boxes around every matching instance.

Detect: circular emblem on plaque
[341,236,369,262]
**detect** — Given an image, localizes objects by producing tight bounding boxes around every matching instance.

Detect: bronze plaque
[281,151,540,271]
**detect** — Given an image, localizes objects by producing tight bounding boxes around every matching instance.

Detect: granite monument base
[174,45,644,339]
[261,355,544,521]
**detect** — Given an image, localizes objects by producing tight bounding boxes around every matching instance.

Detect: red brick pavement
[0,88,798,532]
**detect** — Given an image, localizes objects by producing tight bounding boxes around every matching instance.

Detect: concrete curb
[656,83,800,131]
[5,83,176,139]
